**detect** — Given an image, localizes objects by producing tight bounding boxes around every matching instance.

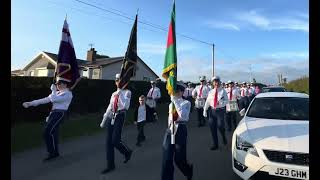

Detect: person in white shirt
[225,80,241,131]
[203,76,228,150]
[161,81,193,180]
[183,82,194,112]
[192,76,211,127]
[22,77,73,161]
[146,81,161,122]
[99,73,133,174]
[239,82,249,112]
[134,95,151,147]
[206,80,213,90]
[248,82,256,102]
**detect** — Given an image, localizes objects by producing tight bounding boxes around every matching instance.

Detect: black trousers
[106,112,132,168]
[44,110,66,155]
[136,121,146,143]
[161,125,192,180]
[208,107,227,147]
[225,111,238,131]
[239,97,249,111]
[196,108,206,126]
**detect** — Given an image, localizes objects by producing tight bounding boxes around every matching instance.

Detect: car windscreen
[262,87,286,92]
[246,97,309,120]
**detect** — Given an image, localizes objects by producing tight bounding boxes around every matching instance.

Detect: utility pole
[212,43,215,77]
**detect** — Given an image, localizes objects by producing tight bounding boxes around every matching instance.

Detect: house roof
[23,51,159,78]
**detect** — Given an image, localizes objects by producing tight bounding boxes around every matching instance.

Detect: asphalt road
[11,108,242,180]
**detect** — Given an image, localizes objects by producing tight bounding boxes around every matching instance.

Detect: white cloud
[204,21,240,31]
[236,10,270,28]
[176,56,308,85]
[205,10,309,32]
[259,51,309,59]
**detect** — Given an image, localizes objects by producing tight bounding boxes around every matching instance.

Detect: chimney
[87,48,97,62]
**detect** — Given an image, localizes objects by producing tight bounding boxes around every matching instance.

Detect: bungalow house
[19,48,159,82]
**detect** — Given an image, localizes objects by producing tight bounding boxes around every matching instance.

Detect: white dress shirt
[226,87,241,101]
[146,86,161,108]
[29,89,73,110]
[203,87,228,116]
[192,84,211,108]
[240,87,248,97]
[168,96,191,131]
[137,104,146,123]
[100,89,131,127]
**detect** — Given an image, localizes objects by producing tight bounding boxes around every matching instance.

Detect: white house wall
[100,60,158,81]
[24,57,54,76]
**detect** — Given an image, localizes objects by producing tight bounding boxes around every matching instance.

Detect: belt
[113,109,126,114]
[175,121,187,125]
[211,106,226,111]
[51,109,67,112]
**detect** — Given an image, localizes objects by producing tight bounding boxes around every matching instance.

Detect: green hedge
[284,76,309,94]
[11,76,170,125]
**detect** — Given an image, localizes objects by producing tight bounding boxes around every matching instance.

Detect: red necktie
[113,94,119,112]
[199,85,203,98]
[241,89,244,96]
[229,87,233,100]
[213,88,218,108]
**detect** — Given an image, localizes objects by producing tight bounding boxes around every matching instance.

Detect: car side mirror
[239,108,246,116]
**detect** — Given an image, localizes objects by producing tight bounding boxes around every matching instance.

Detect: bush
[11,76,170,125]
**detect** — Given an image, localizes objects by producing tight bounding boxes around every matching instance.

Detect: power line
[74,0,212,46]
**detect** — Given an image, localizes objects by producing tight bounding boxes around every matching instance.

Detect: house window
[37,69,48,77]
[30,70,34,76]
[92,69,100,79]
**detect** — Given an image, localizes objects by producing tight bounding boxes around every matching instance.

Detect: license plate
[269,167,309,179]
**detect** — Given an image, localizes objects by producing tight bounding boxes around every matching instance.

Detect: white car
[232,92,309,180]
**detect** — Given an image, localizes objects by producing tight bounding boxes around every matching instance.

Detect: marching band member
[192,76,211,127]
[203,76,228,150]
[22,76,73,161]
[239,82,249,112]
[146,81,161,122]
[99,73,133,174]
[225,80,240,131]
[183,82,194,113]
[161,81,193,180]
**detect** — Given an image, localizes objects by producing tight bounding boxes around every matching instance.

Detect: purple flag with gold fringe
[55,19,81,89]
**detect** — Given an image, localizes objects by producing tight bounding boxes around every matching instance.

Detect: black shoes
[43,153,60,162]
[187,164,193,180]
[210,146,218,151]
[124,150,132,163]
[101,166,115,174]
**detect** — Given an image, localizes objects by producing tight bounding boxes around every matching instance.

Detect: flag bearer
[99,73,133,174]
[22,76,73,161]
[161,81,193,180]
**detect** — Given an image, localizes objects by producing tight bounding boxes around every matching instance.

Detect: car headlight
[236,135,259,157]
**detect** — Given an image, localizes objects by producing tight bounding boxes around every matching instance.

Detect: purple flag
[56,19,81,89]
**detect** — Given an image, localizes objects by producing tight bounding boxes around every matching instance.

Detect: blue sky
[12,0,309,84]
